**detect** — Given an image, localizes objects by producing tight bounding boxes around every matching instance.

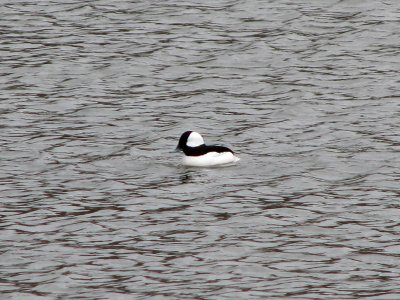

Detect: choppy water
[1,1,400,299]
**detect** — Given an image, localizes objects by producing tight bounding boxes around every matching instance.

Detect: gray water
[1,1,400,299]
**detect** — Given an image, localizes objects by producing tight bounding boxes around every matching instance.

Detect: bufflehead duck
[176,131,240,167]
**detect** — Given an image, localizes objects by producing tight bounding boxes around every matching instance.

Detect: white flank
[182,152,240,167]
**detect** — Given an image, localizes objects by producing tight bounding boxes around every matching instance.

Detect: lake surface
[1,0,400,299]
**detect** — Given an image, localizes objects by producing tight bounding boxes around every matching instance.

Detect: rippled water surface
[1,1,400,299]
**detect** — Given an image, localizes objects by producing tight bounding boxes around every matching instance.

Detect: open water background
[1,0,400,299]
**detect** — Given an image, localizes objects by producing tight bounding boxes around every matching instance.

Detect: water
[1,0,400,299]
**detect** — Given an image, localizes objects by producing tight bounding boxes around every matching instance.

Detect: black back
[182,144,234,156]
[176,131,234,157]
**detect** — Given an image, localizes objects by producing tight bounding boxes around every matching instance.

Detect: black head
[176,131,193,151]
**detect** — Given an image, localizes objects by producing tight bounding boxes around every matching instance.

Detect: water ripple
[1,0,400,299]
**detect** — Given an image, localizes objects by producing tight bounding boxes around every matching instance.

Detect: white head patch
[187,132,204,147]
